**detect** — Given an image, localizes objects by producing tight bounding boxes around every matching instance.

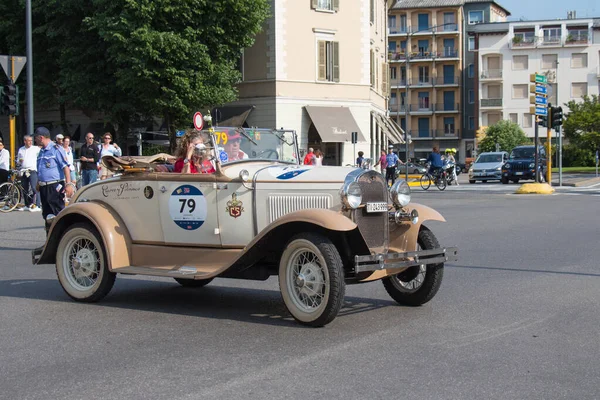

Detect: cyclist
[427,146,443,178]
[0,140,9,184]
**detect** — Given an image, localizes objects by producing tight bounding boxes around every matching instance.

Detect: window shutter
[382,62,388,94]
[311,0,318,9]
[318,41,326,81]
[333,0,339,11]
[332,41,340,82]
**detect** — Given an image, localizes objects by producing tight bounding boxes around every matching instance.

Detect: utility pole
[26,0,34,137]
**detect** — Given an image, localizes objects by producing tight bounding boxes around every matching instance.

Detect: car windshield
[204,127,299,165]
[510,148,535,159]
[476,154,503,163]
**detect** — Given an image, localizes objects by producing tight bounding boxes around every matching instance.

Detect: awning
[212,105,254,127]
[305,106,366,143]
[372,112,406,144]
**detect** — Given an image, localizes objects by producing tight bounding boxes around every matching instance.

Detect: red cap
[227,130,241,141]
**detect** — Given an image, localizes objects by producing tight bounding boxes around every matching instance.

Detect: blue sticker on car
[168,185,207,230]
[219,150,229,163]
[276,169,310,180]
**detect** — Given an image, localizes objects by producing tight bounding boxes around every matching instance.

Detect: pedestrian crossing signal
[1,82,18,116]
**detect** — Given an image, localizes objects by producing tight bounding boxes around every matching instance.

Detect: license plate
[515,172,523,176]
[366,202,388,213]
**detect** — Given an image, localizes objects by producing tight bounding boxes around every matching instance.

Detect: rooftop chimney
[567,10,576,19]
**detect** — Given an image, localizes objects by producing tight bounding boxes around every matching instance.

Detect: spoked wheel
[279,233,345,327]
[0,183,20,212]
[382,226,444,306]
[174,277,214,288]
[56,223,116,302]
[419,173,431,190]
[436,172,447,191]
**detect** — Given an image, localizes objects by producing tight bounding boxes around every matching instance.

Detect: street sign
[193,111,204,130]
[176,130,185,137]
[535,106,547,116]
[530,73,547,84]
[0,55,27,81]
[535,95,547,106]
[533,84,547,95]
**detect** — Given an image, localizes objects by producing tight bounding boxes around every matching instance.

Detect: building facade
[219,0,402,166]
[475,17,600,140]
[388,0,464,161]
[461,0,509,159]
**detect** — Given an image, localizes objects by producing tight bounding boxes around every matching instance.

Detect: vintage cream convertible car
[32,128,458,327]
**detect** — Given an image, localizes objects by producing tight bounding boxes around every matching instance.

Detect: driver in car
[223,130,249,162]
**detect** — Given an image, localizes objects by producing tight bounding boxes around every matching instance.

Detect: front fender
[360,203,446,282]
[32,202,132,271]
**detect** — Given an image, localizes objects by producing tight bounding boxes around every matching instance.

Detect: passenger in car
[173,130,215,174]
[223,130,248,162]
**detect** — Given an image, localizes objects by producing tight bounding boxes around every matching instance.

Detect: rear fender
[34,202,132,271]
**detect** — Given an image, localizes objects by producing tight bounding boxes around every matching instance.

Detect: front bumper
[503,170,535,180]
[354,247,458,273]
[470,172,502,180]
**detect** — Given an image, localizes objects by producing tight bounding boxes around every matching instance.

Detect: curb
[515,183,555,194]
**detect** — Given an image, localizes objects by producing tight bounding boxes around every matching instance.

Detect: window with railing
[512,31,535,46]
[566,29,589,43]
[542,28,561,44]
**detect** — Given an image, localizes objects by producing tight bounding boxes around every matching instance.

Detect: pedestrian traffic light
[1,82,18,116]
[550,105,563,129]
[538,115,547,128]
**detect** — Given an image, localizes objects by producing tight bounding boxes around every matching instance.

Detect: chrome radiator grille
[268,194,332,223]
[354,172,388,248]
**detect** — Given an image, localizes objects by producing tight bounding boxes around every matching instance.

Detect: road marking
[10,280,37,285]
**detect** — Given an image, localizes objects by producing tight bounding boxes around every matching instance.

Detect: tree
[85,0,269,150]
[562,95,600,166]
[478,120,530,153]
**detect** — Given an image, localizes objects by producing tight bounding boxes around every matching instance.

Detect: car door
[157,174,221,246]
[216,180,254,247]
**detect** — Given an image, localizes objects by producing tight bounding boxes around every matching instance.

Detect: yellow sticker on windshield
[215,132,228,145]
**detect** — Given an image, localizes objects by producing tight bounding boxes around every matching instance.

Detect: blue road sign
[536,95,547,106]
[176,130,185,137]
[535,85,547,95]
[535,106,547,116]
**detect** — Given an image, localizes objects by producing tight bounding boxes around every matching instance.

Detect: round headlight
[529,162,535,168]
[504,163,511,169]
[390,180,411,207]
[340,181,362,209]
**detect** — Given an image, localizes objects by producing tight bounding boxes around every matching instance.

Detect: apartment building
[388,0,464,161]
[461,0,509,159]
[218,0,401,166]
[474,17,600,139]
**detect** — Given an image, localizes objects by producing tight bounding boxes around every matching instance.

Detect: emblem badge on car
[226,193,245,218]
[144,186,154,199]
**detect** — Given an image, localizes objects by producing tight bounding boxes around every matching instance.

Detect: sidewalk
[550,173,600,187]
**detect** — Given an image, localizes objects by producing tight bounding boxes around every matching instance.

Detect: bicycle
[0,170,26,212]
[419,167,447,191]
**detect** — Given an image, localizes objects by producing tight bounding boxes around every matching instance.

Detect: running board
[114,266,216,280]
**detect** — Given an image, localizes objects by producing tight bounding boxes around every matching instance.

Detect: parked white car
[468,151,509,183]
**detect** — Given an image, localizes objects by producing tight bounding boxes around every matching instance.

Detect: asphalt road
[1,189,599,400]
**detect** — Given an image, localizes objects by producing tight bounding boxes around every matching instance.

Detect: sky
[498,0,598,21]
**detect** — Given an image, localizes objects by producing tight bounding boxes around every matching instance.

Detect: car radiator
[268,194,332,223]
[353,172,388,248]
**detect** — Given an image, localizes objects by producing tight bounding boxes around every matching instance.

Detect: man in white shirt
[0,140,9,183]
[17,135,41,211]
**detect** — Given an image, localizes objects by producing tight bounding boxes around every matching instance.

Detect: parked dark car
[501,145,546,184]
[396,162,427,175]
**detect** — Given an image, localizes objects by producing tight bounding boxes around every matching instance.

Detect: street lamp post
[403,22,454,182]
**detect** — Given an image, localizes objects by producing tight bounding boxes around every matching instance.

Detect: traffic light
[538,115,547,128]
[551,105,563,129]
[1,82,18,116]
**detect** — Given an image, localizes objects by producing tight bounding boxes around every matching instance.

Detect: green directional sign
[535,74,546,84]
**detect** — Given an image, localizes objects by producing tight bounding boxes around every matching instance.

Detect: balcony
[388,104,407,113]
[389,78,407,87]
[435,24,459,34]
[409,78,433,87]
[511,37,536,49]
[409,103,433,113]
[389,51,408,62]
[410,26,434,35]
[436,48,459,59]
[434,103,460,113]
[434,76,460,86]
[433,129,460,138]
[540,36,561,47]
[409,130,435,139]
[480,98,503,108]
[480,69,503,80]
[388,27,409,36]
[409,50,434,61]
[565,31,590,46]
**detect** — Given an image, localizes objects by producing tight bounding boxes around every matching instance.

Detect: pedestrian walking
[79,132,100,186]
[17,135,41,211]
[62,136,77,184]
[313,149,324,166]
[303,148,315,166]
[385,146,400,186]
[35,127,74,230]
[356,151,364,167]
[374,149,387,174]
[0,139,9,184]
